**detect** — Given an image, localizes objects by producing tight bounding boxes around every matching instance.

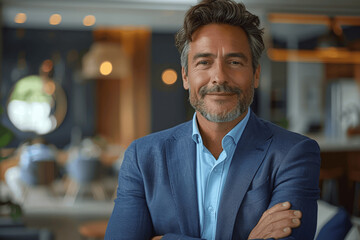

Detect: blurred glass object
[7,69,67,135]
[325,79,360,139]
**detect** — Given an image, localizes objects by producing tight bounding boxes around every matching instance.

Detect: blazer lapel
[165,122,200,237]
[216,112,273,239]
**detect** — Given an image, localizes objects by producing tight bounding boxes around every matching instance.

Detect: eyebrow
[226,53,249,63]
[192,52,249,63]
[192,53,215,63]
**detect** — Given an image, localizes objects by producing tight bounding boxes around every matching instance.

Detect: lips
[207,92,235,95]
[199,84,242,98]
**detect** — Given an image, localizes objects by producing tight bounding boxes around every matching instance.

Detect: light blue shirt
[192,109,250,240]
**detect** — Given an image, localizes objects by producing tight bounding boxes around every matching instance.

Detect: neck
[196,109,248,159]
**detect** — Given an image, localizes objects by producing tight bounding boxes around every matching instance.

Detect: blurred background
[0,0,360,239]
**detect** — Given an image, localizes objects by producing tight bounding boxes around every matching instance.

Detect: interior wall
[150,32,188,133]
[94,28,151,147]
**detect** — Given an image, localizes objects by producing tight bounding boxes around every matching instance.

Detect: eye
[228,60,243,66]
[197,60,209,66]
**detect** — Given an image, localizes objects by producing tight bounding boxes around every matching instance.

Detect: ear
[254,65,261,89]
[182,67,189,90]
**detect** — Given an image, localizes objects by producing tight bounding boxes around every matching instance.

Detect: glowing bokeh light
[41,59,53,73]
[43,81,56,95]
[49,14,62,25]
[100,61,113,76]
[161,69,178,85]
[14,13,27,24]
[83,15,96,27]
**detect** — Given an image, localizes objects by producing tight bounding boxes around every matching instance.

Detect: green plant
[0,105,21,219]
[0,106,14,160]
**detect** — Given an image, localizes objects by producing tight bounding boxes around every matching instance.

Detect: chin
[202,108,243,123]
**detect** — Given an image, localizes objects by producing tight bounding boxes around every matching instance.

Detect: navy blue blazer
[105,111,321,240]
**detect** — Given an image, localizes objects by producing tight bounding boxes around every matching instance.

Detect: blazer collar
[165,112,273,238]
[165,121,200,237]
[216,111,273,239]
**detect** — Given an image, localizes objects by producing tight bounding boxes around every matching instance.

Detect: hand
[152,236,163,240]
[248,202,302,240]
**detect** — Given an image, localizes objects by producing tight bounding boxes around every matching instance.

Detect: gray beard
[189,83,254,123]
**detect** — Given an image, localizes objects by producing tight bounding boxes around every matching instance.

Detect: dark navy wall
[150,32,192,133]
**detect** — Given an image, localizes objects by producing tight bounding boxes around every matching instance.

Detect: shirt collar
[192,113,202,144]
[191,108,251,145]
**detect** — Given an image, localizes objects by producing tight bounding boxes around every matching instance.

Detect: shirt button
[208,206,214,213]
[213,168,221,174]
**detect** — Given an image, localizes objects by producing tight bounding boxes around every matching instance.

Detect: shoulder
[121,121,193,171]
[128,121,192,151]
[252,114,320,152]
[248,115,321,176]
[261,118,308,141]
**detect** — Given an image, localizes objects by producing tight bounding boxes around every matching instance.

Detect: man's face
[182,24,260,123]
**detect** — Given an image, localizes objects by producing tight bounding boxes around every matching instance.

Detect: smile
[206,92,237,96]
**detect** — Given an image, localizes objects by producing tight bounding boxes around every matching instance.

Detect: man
[105,0,321,239]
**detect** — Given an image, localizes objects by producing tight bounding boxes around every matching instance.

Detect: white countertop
[307,134,360,152]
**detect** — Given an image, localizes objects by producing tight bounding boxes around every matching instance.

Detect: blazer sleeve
[268,138,321,240]
[105,142,205,240]
[105,141,154,240]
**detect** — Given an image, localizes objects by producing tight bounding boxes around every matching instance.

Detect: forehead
[189,23,251,56]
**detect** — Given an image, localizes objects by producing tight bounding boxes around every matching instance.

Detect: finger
[261,218,301,239]
[264,226,293,239]
[265,202,291,216]
[152,236,163,240]
[259,203,301,227]
[248,203,302,239]
[264,210,302,223]
[248,211,298,239]
[254,209,301,238]
[261,210,302,226]
[271,217,302,231]
[257,202,292,225]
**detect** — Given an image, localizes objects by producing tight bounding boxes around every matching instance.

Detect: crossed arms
[105,137,320,240]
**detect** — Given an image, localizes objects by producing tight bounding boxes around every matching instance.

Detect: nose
[211,60,227,85]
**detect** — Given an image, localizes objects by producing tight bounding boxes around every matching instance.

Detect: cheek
[190,71,211,86]
[233,72,255,88]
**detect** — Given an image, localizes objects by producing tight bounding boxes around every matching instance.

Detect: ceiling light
[14,13,27,24]
[82,42,130,79]
[49,14,62,25]
[83,15,96,27]
[99,61,113,76]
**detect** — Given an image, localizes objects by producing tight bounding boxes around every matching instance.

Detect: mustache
[199,84,242,98]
